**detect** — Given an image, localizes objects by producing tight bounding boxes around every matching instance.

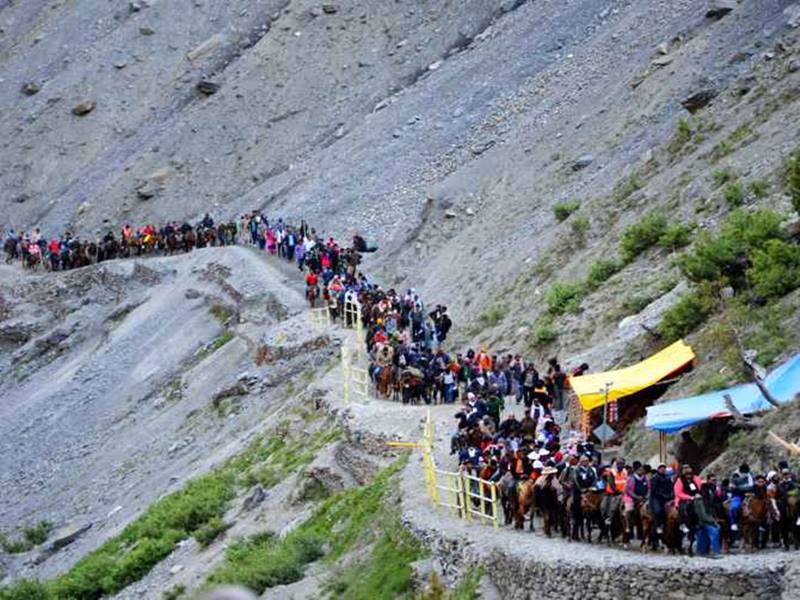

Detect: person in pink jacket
[674,464,703,532]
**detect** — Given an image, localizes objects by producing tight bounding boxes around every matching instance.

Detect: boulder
[21,82,40,95]
[706,0,737,19]
[321,4,338,14]
[572,154,594,170]
[46,522,92,552]
[681,89,717,113]
[789,59,800,73]
[444,210,457,219]
[470,140,495,155]
[72,100,96,116]
[242,485,267,511]
[652,54,674,67]
[196,80,220,95]
[139,25,155,35]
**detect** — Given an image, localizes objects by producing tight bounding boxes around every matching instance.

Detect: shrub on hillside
[553,200,580,222]
[657,223,693,252]
[723,181,744,208]
[657,290,715,341]
[586,259,621,289]
[679,209,784,286]
[620,213,667,263]
[748,239,800,299]
[545,281,586,315]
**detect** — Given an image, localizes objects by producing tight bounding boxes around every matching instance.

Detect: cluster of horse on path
[3,221,236,272]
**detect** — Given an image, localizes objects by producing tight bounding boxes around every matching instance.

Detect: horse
[622,499,645,548]
[781,494,800,550]
[639,501,658,551]
[535,477,561,537]
[497,472,517,526]
[741,494,769,551]
[3,238,17,264]
[375,366,394,398]
[664,502,696,555]
[515,477,536,531]
[306,284,319,308]
[580,490,604,543]
[183,229,196,252]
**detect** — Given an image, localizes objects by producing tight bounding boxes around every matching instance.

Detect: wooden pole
[659,431,667,464]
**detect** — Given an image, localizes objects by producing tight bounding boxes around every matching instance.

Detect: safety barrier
[340,341,370,402]
[308,307,331,332]
[420,411,499,528]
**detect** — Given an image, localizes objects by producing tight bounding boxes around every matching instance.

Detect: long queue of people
[8,210,799,560]
[446,389,800,557]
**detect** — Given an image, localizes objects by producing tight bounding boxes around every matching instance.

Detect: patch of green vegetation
[209,457,415,598]
[0,427,340,600]
[477,302,508,328]
[0,521,53,554]
[531,316,558,346]
[658,222,694,252]
[712,167,735,187]
[206,531,324,594]
[545,281,586,315]
[748,179,769,199]
[656,288,715,342]
[553,200,581,222]
[667,118,692,156]
[193,516,230,548]
[570,215,590,245]
[748,239,800,299]
[612,172,644,204]
[619,294,656,317]
[786,147,800,215]
[620,213,668,263]
[709,123,755,162]
[586,258,622,289]
[679,208,785,288]
[0,579,52,600]
[240,426,341,490]
[162,584,186,600]
[723,181,744,208]
[209,303,233,324]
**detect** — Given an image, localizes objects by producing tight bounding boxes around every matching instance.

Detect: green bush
[679,209,784,286]
[748,179,769,199]
[163,584,186,600]
[532,317,558,345]
[206,531,323,594]
[545,281,586,315]
[0,521,53,554]
[657,290,715,341]
[658,223,693,251]
[747,239,800,299]
[787,148,800,215]
[712,168,735,187]
[570,215,590,243]
[586,259,621,289]
[0,579,53,600]
[193,516,230,548]
[553,200,580,222]
[723,181,744,208]
[667,119,692,156]
[620,213,667,262]
[477,303,507,327]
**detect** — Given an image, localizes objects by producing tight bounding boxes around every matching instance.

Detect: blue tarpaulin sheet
[645,353,800,433]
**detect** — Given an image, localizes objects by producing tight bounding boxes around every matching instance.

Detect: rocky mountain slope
[3,0,800,598]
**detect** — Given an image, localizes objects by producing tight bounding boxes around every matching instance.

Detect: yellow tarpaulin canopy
[570,340,695,411]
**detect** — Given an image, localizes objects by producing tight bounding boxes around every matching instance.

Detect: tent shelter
[645,353,800,433]
[571,340,696,411]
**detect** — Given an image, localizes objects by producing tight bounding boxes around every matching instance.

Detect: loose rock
[572,154,594,171]
[706,0,736,19]
[72,100,96,116]
[139,25,155,35]
[321,4,337,14]
[680,89,717,113]
[21,82,40,96]
[196,80,220,95]
[786,4,800,28]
